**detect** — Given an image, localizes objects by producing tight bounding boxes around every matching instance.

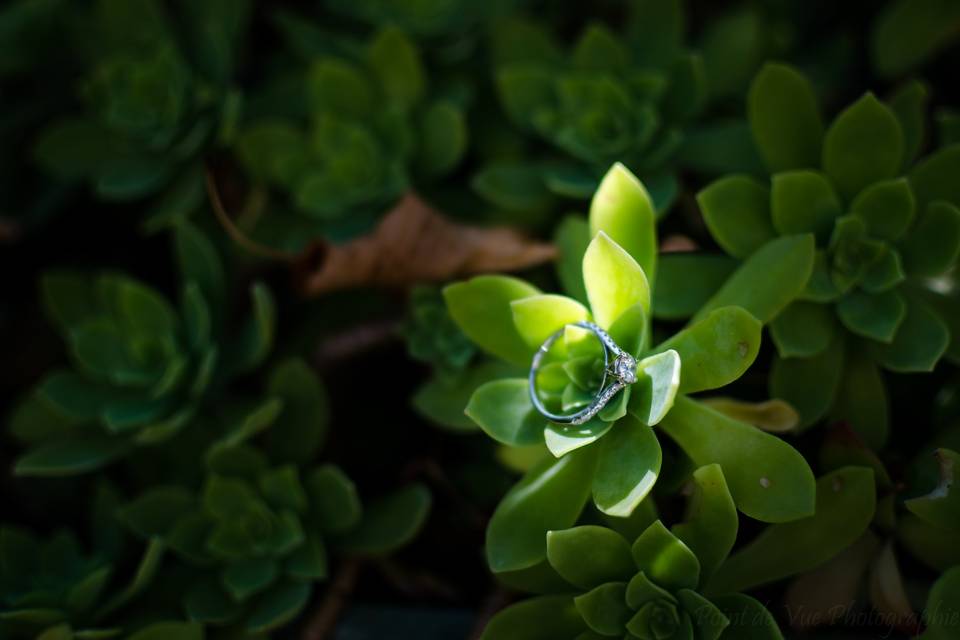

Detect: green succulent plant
[33,0,248,207]
[401,285,477,377]
[115,357,432,634]
[119,450,356,634]
[0,483,193,639]
[476,0,704,216]
[688,63,960,448]
[482,463,880,639]
[8,222,274,476]
[442,163,816,590]
[236,23,467,246]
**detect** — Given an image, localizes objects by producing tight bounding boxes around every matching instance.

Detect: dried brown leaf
[297,193,556,295]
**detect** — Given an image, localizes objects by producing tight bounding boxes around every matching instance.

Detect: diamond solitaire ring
[529,321,638,425]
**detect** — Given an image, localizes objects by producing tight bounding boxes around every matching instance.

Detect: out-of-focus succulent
[476,0,705,216]
[688,63,960,448]
[236,23,468,247]
[118,358,432,634]
[8,223,274,476]
[33,0,249,208]
[401,285,476,376]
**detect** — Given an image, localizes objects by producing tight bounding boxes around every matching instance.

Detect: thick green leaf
[909,144,960,207]
[244,581,311,634]
[871,0,960,78]
[14,435,129,477]
[96,537,164,618]
[836,289,906,343]
[554,216,591,304]
[486,449,597,575]
[850,178,916,241]
[897,513,960,571]
[592,416,662,517]
[223,558,278,601]
[822,93,904,202]
[367,26,425,109]
[658,307,761,394]
[700,398,799,433]
[266,359,329,464]
[889,80,929,168]
[697,176,774,259]
[625,571,676,609]
[904,449,960,531]
[174,223,224,310]
[511,295,590,350]
[120,487,194,538]
[748,63,823,172]
[305,465,361,535]
[480,596,586,640]
[672,464,738,582]
[472,162,552,212]
[632,521,700,591]
[658,397,816,523]
[707,467,876,595]
[413,361,520,432]
[544,419,613,458]
[829,350,889,449]
[285,534,327,580]
[184,579,240,624]
[546,526,634,590]
[770,333,845,428]
[589,163,657,282]
[339,484,430,556]
[582,232,651,329]
[920,566,960,640]
[629,350,680,426]
[770,301,835,358]
[653,254,738,320]
[899,201,960,277]
[872,296,950,372]
[466,378,545,447]
[677,590,729,639]
[227,282,275,375]
[417,101,467,177]
[713,594,783,639]
[770,170,842,241]
[695,235,815,324]
[444,276,541,366]
[574,582,631,636]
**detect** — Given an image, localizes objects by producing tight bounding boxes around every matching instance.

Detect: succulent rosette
[442,163,817,591]
[680,63,960,448]
[8,223,274,476]
[236,23,467,246]
[475,0,705,217]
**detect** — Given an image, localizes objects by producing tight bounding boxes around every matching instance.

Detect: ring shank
[529,321,625,425]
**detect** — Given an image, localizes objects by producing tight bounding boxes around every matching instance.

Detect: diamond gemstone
[613,354,637,384]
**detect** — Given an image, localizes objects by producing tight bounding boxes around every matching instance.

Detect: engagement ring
[529,321,637,425]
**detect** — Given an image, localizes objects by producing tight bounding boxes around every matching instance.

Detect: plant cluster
[2,0,960,638]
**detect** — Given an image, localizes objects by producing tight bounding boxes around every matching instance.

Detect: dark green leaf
[748,63,823,172]
[697,175,774,259]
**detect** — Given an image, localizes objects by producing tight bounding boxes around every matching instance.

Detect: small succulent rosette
[476,1,705,218]
[0,484,201,639]
[442,164,819,591]
[8,223,274,476]
[482,464,785,640]
[116,359,431,635]
[34,0,247,209]
[236,24,467,246]
[676,63,960,448]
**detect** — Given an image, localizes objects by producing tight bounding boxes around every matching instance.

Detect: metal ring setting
[529,321,638,425]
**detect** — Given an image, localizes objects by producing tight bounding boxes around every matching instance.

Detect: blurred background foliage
[2,0,960,638]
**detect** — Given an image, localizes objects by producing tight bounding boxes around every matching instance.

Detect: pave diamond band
[529,321,638,425]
